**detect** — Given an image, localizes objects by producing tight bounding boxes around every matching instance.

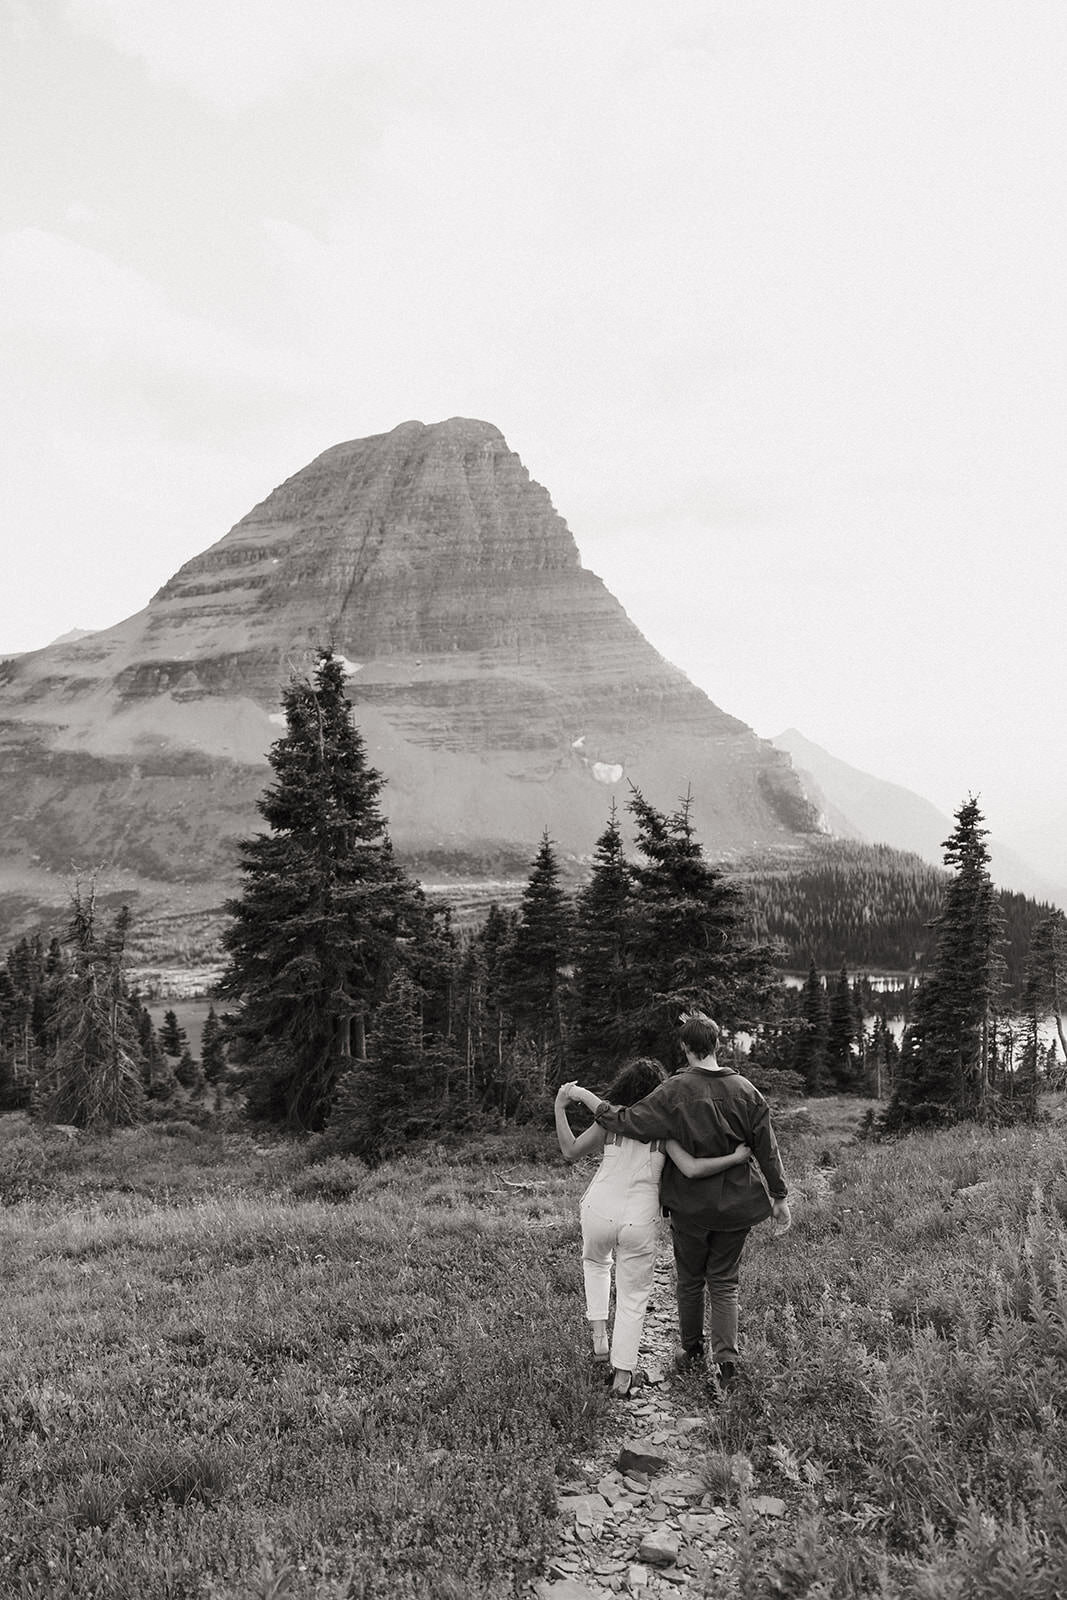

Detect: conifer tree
[0,968,19,1111]
[2,936,52,1104]
[326,973,438,1161]
[466,902,519,1107]
[571,803,634,1076]
[218,651,427,1130]
[793,960,829,1093]
[200,1005,227,1085]
[826,964,862,1092]
[501,831,572,1090]
[868,1009,899,1099]
[175,1047,201,1091]
[159,1009,188,1058]
[37,888,144,1129]
[625,789,763,1063]
[134,1002,156,1061]
[1024,909,1067,1070]
[887,796,1006,1127]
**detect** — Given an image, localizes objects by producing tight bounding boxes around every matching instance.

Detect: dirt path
[529,1244,797,1600]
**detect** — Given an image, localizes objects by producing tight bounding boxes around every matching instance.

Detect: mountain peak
[0,421,818,935]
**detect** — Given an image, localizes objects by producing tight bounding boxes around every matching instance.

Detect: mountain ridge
[0,418,818,943]
[772,726,1064,909]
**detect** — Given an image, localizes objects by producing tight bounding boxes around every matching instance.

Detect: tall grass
[3,1105,1067,1596]
[725,1103,1067,1597]
[0,1122,600,1599]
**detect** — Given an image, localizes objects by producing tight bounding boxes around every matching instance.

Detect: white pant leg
[580,1206,617,1322]
[610,1218,659,1373]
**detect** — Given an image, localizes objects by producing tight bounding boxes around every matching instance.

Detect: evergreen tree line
[741,839,1053,998]
[207,654,789,1155]
[0,897,228,1123]
[5,657,1064,1145]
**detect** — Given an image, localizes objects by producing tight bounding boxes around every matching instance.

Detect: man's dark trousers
[671,1220,750,1363]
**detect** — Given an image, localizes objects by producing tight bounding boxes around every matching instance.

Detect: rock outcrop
[0,418,817,937]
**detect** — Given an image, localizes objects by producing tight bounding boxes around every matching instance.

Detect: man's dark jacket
[593,1064,788,1229]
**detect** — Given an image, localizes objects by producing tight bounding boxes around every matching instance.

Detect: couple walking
[554,1012,791,1398]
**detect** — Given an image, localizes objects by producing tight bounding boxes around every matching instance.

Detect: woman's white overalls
[579,1132,665,1372]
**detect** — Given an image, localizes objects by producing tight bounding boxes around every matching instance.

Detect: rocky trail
[530,1247,797,1600]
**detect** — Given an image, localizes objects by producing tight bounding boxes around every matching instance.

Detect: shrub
[0,1133,52,1203]
[288,1156,368,1203]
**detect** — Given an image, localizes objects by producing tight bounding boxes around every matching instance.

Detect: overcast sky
[2,1,1064,861]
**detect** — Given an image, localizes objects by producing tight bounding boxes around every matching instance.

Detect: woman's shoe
[610,1368,634,1398]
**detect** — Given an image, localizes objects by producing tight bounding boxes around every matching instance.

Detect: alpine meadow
[3,638,1067,1600]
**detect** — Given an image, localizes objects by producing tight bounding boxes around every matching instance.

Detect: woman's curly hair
[603,1056,667,1106]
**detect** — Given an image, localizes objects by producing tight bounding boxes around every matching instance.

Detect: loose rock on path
[528,1244,794,1600]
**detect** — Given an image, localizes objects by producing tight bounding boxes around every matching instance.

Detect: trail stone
[597,1475,625,1505]
[651,1473,705,1498]
[625,1564,649,1591]
[638,1529,681,1566]
[617,1446,667,1476]
[750,1494,787,1518]
[560,1493,610,1524]
[535,1580,610,1600]
[675,1417,704,1435]
[646,1500,671,1522]
[678,1510,730,1540]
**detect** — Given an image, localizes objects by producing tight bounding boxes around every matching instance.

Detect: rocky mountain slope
[0,419,819,942]
[772,727,1064,907]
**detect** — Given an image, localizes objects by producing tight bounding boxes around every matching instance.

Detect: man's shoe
[673,1340,705,1372]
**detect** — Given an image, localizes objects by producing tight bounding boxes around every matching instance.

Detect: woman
[554,1058,751,1397]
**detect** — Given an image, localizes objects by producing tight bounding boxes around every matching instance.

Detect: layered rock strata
[0,418,817,933]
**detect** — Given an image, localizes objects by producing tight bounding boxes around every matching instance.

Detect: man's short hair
[679,1013,720,1057]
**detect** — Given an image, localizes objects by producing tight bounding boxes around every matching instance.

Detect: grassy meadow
[2,1100,1067,1598]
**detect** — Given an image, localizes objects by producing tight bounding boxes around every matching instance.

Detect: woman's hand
[733,1143,751,1164]
[563,1081,598,1107]
[555,1081,577,1105]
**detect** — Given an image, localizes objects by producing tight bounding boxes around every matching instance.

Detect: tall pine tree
[887,796,1006,1127]
[571,803,634,1077]
[826,964,862,1092]
[793,960,829,1094]
[625,789,764,1063]
[218,652,427,1130]
[501,831,572,1091]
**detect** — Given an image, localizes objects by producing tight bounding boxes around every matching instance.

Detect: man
[563,1013,790,1392]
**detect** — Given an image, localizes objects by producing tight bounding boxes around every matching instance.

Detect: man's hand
[555,1081,576,1105]
[771,1198,792,1234]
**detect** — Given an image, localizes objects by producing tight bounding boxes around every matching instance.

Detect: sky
[2,0,1065,869]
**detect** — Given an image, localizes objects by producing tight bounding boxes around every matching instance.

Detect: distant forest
[737,838,1054,999]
